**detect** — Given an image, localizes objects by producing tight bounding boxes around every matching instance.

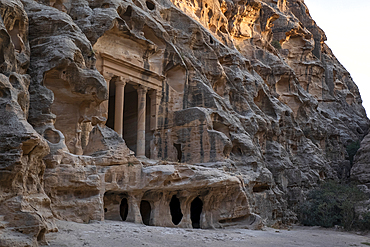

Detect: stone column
[126,194,143,223]
[149,89,162,131]
[102,71,114,124]
[114,77,126,138]
[136,85,148,158]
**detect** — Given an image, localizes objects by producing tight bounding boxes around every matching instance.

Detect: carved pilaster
[136,85,148,158]
[114,77,127,138]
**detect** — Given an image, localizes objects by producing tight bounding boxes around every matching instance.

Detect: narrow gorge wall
[0,0,368,246]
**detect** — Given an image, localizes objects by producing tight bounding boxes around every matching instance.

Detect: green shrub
[271,40,281,50]
[298,180,368,230]
[346,141,360,165]
[355,211,370,231]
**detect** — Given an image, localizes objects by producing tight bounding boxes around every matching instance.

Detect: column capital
[115,76,128,86]
[149,89,162,99]
[135,85,148,94]
[102,70,114,82]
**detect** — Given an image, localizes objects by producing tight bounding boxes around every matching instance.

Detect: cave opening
[120,198,128,221]
[140,200,151,225]
[169,195,183,225]
[104,191,129,221]
[190,197,203,228]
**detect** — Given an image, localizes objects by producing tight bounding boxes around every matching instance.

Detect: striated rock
[0,0,369,245]
[352,133,370,188]
[0,1,55,246]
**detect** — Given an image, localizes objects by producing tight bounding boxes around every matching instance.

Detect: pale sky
[304,0,370,116]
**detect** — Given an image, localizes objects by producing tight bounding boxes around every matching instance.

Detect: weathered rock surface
[352,133,370,188]
[0,0,368,246]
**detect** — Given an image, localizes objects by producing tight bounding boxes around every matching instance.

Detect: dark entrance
[173,143,182,162]
[106,78,116,130]
[190,197,203,228]
[140,200,151,225]
[120,198,128,221]
[169,195,183,225]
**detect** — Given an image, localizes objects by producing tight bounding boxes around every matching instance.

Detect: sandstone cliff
[0,0,368,246]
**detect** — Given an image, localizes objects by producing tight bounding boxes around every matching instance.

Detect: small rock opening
[118,6,132,28]
[231,145,242,156]
[146,0,155,10]
[174,143,182,162]
[140,200,151,225]
[190,197,203,228]
[120,198,128,221]
[170,195,183,225]
[253,183,270,193]
[37,228,46,242]
[123,6,132,17]
[209,36,214,44]
[43,128,61,144]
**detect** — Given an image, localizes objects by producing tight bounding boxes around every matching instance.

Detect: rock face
[352,134,370,188]
[0,0,368,245]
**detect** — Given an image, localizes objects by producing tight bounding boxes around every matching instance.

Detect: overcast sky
[304,0,370,116]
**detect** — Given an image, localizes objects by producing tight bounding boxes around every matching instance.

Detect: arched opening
[140,200,151,225]
[169,195,183,225]
[120,198,128,221]
[190,197,203,228]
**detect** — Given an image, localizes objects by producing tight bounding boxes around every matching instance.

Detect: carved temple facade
[94,30,164,158]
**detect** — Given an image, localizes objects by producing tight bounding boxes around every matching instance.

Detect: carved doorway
[190,197,203,228]
[170,195,183,225]
[140,200,151,225]
[120,198,128,221]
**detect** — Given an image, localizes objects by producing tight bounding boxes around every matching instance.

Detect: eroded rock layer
[0,0,368,246]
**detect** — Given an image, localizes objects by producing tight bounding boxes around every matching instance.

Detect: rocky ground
[41,220,370,247]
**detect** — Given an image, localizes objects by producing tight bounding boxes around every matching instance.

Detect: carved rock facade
[0,0,368,246]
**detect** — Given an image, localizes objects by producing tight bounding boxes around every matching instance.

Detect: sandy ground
[43,220,370,247]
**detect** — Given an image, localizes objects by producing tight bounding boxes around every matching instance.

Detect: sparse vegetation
[298,180,369,230]
[346,141,361,165]
[271,40,281,50]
